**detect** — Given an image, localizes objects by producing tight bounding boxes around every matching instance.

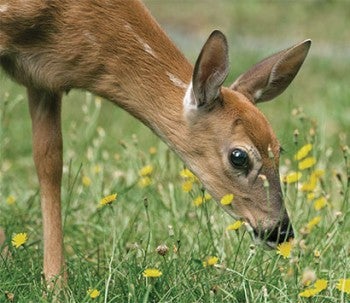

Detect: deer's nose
[254,221,294,245]
[265,224,294,244]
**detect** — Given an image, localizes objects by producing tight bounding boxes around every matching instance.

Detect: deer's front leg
[27,88,65,286]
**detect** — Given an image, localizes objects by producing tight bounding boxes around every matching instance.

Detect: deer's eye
[229,149,249,169]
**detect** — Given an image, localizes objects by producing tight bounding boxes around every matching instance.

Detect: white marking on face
[166,72,187,89]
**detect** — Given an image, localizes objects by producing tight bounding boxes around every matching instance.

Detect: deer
[0,0,311,286]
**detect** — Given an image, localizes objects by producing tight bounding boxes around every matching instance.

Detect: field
[0,1,349,302]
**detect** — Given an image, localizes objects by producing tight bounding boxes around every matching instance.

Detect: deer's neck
[90,1,193,155]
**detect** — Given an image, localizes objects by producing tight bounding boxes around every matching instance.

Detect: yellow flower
[298,157,316,170]
[336,279,350,294]
[307,192,315,201]
[283,172,302,184]
[6,195,16,205]
[203,256,219,267]
[314,279,328,291]
[92,164,101,174]
[294,143,313,161]
[99,193,117,207]
[12,233,28,248]
[220,194,234,205]
[306,216,321,231]
[314,249,321,258]
[299,288,319,298]
[193,193,211,206]
[149,147,157,155]
[82,175,92,187]
[180,168,197,182]
[87,288,100,299]
[276,241,292,259]
[301,170,324,192]
[299,279,328,297]
[139,165,154,177]
[226,220,243,231]
[182,181,193,193]
[143,268,162,278]
[314,197,327,211]
[138,177,152,188]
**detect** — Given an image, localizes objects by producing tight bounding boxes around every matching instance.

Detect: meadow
[0,1,349,302]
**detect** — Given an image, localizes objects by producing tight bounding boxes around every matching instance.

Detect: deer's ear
[231,40,311,104]
[184,30,229,113]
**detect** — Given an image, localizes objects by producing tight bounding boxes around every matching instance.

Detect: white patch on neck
[142,42,156,57]
[166,72,187,89]
[0,4,8,13]
[124,22,157,58]
[183,81,198,115]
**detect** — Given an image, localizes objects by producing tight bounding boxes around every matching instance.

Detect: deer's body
[0,0,311,285]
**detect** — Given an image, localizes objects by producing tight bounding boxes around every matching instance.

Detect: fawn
[0,0,310,285]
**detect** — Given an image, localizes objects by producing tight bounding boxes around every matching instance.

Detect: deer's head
[183,31,311,246]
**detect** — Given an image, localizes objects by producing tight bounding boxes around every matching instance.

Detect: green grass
[1,2,350,302]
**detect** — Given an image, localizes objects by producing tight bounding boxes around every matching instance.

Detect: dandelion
[294,143,313,161]
[220,194,234,205]
[82,175,92,187]
[143,268,162,278]
[314,279,328,291]
[93,164,101,174]
[276,241,292,259]
[301,169,324,192]
[226,220,243,231]
[299,288,319,298]
[149,147,157,155]
[283,172,302,184]
[203,256,219,267]
[298,157,317,170]
[193,193,211,206]
[138,176,152,188]
[306,192,315,201]
[299,279,328,298]
[12,233,28,248]
[336,279,350,294]
[87,288,100,299]
[306,216,321,231]
[99,193,118,207]
[180,168,197,182]
[182,181,193,193]
[6,195,16,205]
[314,197,327,211]
[301,178,317,192]
[139,165,153,177]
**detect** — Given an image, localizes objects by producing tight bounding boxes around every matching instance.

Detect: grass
[1,2,350,302]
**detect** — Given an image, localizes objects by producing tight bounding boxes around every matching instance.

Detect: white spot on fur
[124,22,157,58]
[183,81,198,115]
[143,42,156,57]
[0,4,8,13]
[166,72,187,89]
[253,88,263,101]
